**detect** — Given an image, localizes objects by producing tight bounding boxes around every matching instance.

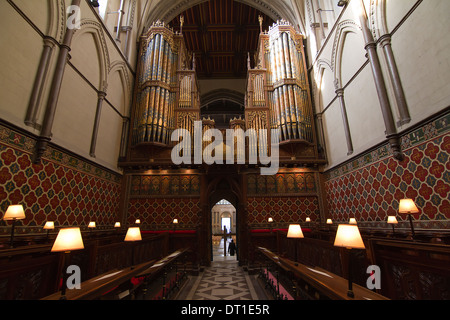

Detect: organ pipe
[131,21,200,146]
[245,19,315,145]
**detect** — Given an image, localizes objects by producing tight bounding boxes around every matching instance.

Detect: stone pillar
[90,91,107,157]
[378,34,411,126]
[358,0,403,161]
[34,0,82,163]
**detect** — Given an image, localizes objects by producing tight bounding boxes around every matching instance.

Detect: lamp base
[347,290,354,298]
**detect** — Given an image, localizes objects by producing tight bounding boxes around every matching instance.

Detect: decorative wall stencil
[0,124,122,234]
[127,197,200,228]
[247,196,320,225]
[324,113,449,229]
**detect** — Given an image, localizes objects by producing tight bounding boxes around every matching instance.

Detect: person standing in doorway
[228,239,236,256]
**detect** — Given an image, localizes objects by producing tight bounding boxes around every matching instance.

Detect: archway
[211,199,237,261]
[205,175,243,263]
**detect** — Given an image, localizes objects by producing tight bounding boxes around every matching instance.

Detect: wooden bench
[257,246,389,300]
[41,248,189,300]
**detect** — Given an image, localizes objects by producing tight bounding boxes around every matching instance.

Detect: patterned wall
[128,174,201,229]
[127,197,201,228]
[0,123,122,234]
[247,172,317,195]
[130,174,200,196]
[324,112,450,230]
[247,172,321,225]
[247,196,320,225]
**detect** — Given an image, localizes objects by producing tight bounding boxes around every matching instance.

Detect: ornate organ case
[130,21,200,160]
[246,20,319,162]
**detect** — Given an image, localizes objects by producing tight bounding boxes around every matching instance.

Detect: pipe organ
[246,19,315,146]
[128,19,319,165]
[132,21,200,147]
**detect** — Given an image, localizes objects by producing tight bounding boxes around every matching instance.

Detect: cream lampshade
[326,219,333,224]
[3,205,26,220]
[387,216,398,235]
[125,227,142,269]
[124,227,142,242]
[287,224,303,265]
[88,221,96,228]
[387,216,398,224]
[135,219,141,224]
[334,224,365,249]
[51,227,84,299]
[44,221,55,230]
[3,204,26,248]
[305,217,311,222]
[173,219,179,224]
[44,221,55,242]
[334,224,365,298]
[114,222,121,228]
[51,228,85,252]
[398,199,419,239]
[287,224,304,238]
[268,217,273,223]
[349,218,357,225]
[398,199,419,214]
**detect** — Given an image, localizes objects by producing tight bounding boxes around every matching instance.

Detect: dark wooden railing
[256,246,389,300]
[249,227,450,300]
[0,230,199,300]
[41,248,189,300]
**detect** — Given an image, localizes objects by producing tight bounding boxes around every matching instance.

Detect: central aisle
[176,239,268,300]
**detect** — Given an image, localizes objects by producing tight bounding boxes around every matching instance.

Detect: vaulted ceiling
[167,0,275,79]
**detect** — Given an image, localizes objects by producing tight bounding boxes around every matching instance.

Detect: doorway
[211,199,237,261]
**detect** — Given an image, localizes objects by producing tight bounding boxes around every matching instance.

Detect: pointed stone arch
[72,19,110,91]
[312,59,332,113]
[47,0,66,42]
[369,0,388,41]
[331,20,363,89]
[108,61,132,115]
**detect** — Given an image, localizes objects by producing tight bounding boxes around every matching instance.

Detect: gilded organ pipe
[245,20,315,145]
[131,21,200,147]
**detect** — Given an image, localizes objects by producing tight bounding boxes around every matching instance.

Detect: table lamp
[268,217,273,231]
[398,199,419,239]
[3,205,26,248]
[88,221,96,238]
[125,227,142,269]
[287,224,304,265]
[387,216,398,235]
[334,224,365,298]
[43,221,55,242]
[51,228,84,299]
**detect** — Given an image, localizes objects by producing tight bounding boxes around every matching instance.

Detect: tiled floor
[176,239,268,300]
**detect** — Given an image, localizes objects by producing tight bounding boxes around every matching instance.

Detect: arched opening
[211,199,237,261]
[206,176,242,263]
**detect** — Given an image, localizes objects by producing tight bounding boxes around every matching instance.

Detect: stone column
[378,34,411,126]
[34,0,82,163]
[335,87,353,156]
[358,0,403,161]
[25,37,56,128]
[90,91,107,157]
